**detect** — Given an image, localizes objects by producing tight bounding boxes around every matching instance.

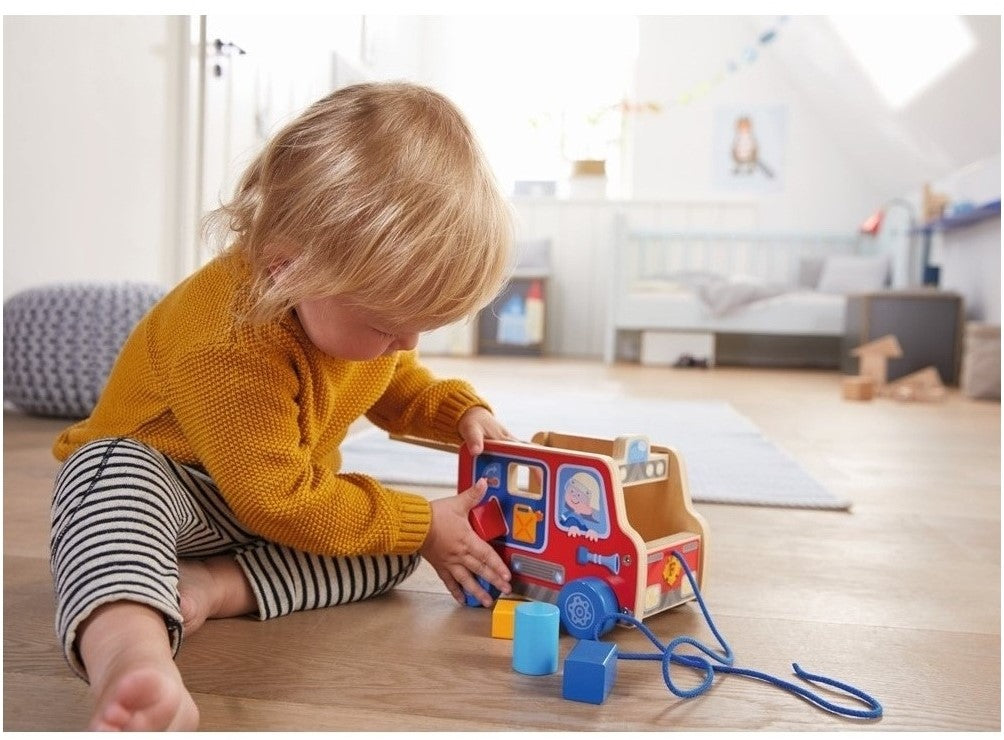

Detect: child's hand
[419,478,512,607]
[457,406,515,455]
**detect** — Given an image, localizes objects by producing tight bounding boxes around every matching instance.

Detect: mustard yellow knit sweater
[53,251,488,557]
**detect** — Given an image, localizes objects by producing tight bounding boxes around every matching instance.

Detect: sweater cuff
[391,491,433,553]
[432,383,492,441]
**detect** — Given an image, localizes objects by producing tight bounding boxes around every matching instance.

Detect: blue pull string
[595,550,883,720]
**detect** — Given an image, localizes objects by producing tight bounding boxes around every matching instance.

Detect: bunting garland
[617,16,789,115]
[526,16,792,162]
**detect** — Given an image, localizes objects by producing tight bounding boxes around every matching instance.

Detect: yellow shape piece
[663,558,682,589]
[512,504,539,544]
[491,597,527,639]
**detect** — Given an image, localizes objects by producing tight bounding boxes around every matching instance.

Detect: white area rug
[341,391,850,510]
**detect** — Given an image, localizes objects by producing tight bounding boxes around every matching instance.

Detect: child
[49,81,515,731]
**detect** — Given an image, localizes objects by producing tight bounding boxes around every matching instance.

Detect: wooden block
[468,497,508,541]
[562,639,618,704]
[851,334,903,385]
[612,435,650,463]
[491,596,528,639]
[842,376,875,401]
[888,366,946,402]
[512,602,560,675]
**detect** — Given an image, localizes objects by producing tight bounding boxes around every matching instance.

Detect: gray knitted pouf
[3,282,166,418]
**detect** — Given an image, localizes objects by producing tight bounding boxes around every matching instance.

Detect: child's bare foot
[79,601,199,731]
[90,664,199,731]
[178,555,256,634]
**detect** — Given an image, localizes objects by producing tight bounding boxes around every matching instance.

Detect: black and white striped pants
[50,437,420,680]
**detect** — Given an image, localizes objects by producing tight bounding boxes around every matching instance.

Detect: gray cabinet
[842,290,964,385]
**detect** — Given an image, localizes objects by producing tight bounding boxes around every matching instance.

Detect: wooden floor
[4,357,1000,731]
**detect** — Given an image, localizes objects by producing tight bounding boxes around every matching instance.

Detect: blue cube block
[463,575,500,607]
[562,639,618,704]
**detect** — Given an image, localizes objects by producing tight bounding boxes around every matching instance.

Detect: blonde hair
[568,472,601,510]
[205,81,514,327]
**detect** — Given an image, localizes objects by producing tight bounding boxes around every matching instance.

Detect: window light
[827,15,976,108]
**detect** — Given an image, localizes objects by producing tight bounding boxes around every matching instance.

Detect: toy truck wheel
[557,577,619,640]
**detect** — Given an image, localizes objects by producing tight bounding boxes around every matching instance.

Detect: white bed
[604,216,890,366]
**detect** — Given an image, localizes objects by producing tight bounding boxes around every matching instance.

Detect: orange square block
[491,597,528,639]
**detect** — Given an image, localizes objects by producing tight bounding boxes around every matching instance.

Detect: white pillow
[816,254,889,294]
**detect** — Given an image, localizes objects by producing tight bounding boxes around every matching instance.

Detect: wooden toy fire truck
[459,431,708,639]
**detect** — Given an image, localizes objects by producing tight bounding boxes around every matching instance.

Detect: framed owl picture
[712,104,787,193]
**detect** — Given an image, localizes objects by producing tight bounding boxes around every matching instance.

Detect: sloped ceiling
[752,15,1001,200]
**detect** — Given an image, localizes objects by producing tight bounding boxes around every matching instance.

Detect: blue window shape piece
[626,437,649,463]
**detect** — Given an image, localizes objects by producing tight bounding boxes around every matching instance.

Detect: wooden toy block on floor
[491,596,528,639]
[562,639,618,704]
[850,334,903,386]
[468,497,508,541]
[512,601,560,675]
[463,576,499,607]
[887,366,946,402]
[842,375,875,401]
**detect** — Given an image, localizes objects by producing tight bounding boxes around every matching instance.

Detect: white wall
[629,16,881,233]
[3,16,190,299]
[395,16,639,196]
[406,15,888,232]
[758,15,1000,204]
[5,14,997,338]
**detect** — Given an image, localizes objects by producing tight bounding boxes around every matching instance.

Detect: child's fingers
[468,532,508,569]
[486,420,515,442]
[461,477,488,500]
[463,556,511,594]
[494,421,516,440]
[454,564,506,608]
[435,567,465,605]
[465,428,485,455]
[458,573,493,607]
[464,544,511,593]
